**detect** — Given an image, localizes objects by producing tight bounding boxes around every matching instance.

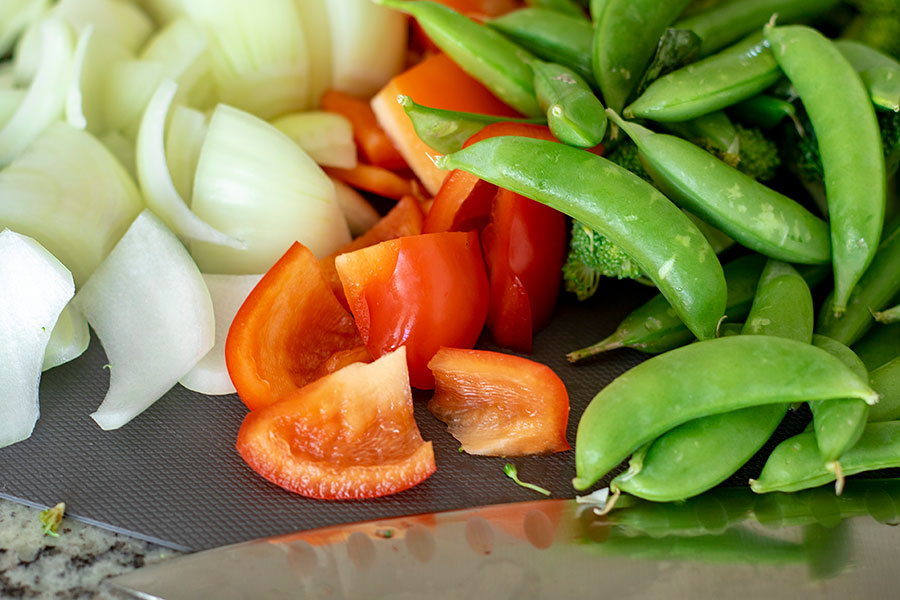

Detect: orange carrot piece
[371,53,521,196]
[320,90,407,170]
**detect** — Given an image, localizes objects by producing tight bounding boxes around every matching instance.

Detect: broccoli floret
[562,221,645,300]
[732,125,782,181]
[606,140,653,182]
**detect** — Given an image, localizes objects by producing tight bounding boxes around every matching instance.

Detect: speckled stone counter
[0,498,182,599]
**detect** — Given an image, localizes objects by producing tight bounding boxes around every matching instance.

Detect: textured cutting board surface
[0,281,809,551]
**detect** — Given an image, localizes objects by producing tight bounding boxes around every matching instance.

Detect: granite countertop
[0,498,181,599]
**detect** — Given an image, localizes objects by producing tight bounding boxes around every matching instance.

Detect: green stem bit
[40,502,65,537]
[504,463,551,496]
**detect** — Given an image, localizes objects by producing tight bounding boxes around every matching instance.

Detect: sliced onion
[103,57,164,140]
[181,0,311,118]
[134,0,186,27]
[42,301,90,372]
[326,0,407,98]
[66,25,129,133]
[137,79,244,249]
[179,273,263,396]
[73,210,215,430]
[0,230,74,448]
[139,17,214,109]
[165,104,208,203]
[55,0,153,54]
[0,122,143,286]
[190,103,350,274]
[295,0,332,107]
[0,89,26,125]
[0,0,50,58]
[0,17,73,166]
[99,129,137,179]
[331,177,380,237]
[271,110,356,169]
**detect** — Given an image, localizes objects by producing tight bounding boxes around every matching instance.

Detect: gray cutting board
[0,282,809,551]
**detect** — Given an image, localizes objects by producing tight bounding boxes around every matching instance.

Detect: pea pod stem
[765,24,886,315]
[574,335,877,490]
[436,136,727,341]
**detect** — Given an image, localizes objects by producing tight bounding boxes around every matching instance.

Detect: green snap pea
[610,111,832,264]
[376,0,542,117]
[673,0,839,57]
[659,110,740,166]
[729,94,800,129]
[751,422,900,494]
[592,0,693,112]
[766,24,886,315]
[524,0,586,19]
[835,39,900,113]
[808,335,870,467]
[488,9,595,85]
[852,323,900,370]
[610,260,813,503]
[531,59,607,147]
[397,95,544,154]
[574,335,878,490]
[437,136,727,341]
[816,221,900,346]
[624,32,781,123]
[867,356,900,422]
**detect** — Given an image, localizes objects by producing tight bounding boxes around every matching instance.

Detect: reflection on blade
[109,480,900,600]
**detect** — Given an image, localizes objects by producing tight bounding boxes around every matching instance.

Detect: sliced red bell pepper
[427,347,570,456]
[225,242,364,411]
[335,231,489,389]
[237,348,436,500]
[324,163,414,201]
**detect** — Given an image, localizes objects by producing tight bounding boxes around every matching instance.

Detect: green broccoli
[562,221,646,300]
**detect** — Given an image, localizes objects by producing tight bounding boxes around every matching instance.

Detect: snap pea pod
[867,356,900,422]
[375,0,542,117]
[397,95,545,154]
[730,94,799,129]
[611,111,832,264]
[524,0,586,19]
[852,323,900,370]
[874,303,900,324]
[567,251,764,361]
[751,422,900,494]
[624,32,781,122]
[659,110,739,166]
[531,59,607,147]
[437,136,727,341]
[673,0,839,57]
[766,24,886,315]
[488,9,595,85]
[611,260,813,503]
[835,39,900,113]
[574,335,878,490]
[809,335,870,468]
[592,0,693,112]
[816,221,900,346]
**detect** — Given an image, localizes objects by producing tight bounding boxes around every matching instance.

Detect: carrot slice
[320,90,407,170]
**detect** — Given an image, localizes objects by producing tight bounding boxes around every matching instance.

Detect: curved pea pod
[488,8,594,85]
[766,24,885,315]
[673,0,839,58]
[531,59,606,147]
[591,0,692,112]
[524,0,586,19]
[624,32,781,123]
[835,39,900,113]
[398,95,545,154]
[611,260,813,502]
[809,335,870,469]
[610,111,832,264]
[816,222,900,346]
[437,136,727,341]
[868,356,900,422]
[568,254,764,360]
[376,0,542,117]
[852,323,900,371]
[574,335,878,491]
[751,423,900,494]
[730,94,800,130]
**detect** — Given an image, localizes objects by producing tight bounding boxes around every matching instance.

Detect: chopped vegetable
[320,89,405,169]
[428,348,570,455]
[236,347,436,500]
[330,178,380,237]
[324,163,413,201]
[40,502,66,537]
[562,221,647,300]
[503,463,551,496]
[42,302,89,372]
[271,111,357,170]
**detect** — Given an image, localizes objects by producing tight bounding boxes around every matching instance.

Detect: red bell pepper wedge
[427,347,570,456]
[225,242,364,411]
[237,348,436,500]
[324,163,414,201]
[335,231,490,389]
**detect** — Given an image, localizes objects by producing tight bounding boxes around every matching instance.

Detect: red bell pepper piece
[427,347,570,456]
